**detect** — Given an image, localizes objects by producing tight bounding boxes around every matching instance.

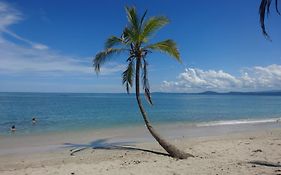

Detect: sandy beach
[0,122,280,175]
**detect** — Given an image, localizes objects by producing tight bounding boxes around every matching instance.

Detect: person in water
[32,117,36,124]
[10,125,16,132]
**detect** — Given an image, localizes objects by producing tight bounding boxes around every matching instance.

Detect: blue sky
[0,0,280,92]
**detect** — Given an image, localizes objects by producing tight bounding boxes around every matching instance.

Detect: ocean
[0,92,281,135]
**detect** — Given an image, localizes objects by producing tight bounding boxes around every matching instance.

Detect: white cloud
[32,43,49,50]
[0,39,124,75]
[0,1,123,76]
[0,1,21,30]
[0,1,48,50]
[161,64,281,92]
[3,30,49,50]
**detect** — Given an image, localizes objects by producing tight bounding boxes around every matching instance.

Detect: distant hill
[153,90,281,96]
[198,91,221,95]
[226,91,281,96]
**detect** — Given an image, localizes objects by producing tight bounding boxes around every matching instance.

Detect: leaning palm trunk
[135,58,193,159]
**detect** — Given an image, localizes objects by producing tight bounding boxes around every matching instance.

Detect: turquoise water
[0,92,281,135]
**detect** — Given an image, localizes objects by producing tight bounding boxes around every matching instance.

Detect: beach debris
[252,149,262,153]
[249,160,281,167]
[70,147,88,156]
[133,160,141,164]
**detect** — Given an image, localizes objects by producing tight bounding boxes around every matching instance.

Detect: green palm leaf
[105,36,124,49]
[140,16,169,42]
[123,26,139,43]
[93,48,126,73]
[145,39,181,62]
[139,10,148,30]
[142,59,153,105]
[125,7,139,33]
[122,60,135,93]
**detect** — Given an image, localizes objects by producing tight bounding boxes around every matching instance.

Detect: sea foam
[196,118,281,127]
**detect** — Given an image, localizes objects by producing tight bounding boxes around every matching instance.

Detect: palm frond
[140,10,148,30]
[259,0,280,40]
[93,48,126,73]
[276,0,281,14]
[142,59,153,105]
[140,16,169,42]
[145,40,181,62]
[122,60,135,93]
[122,26,139,43]
[259,0,271,39]
[105,36,124,49]
[125,6,139,33]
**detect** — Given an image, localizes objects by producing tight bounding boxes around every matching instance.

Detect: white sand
[0,123,280,175]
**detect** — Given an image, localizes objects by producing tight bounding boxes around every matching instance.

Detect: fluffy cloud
[161,64,281,92]
[0,1,123,76]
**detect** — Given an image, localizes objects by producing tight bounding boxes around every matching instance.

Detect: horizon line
[1,90,281,94]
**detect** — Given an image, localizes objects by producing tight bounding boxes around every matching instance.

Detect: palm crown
[94,6,181,104]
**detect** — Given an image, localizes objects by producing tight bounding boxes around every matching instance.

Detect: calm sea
[0,92,281,135]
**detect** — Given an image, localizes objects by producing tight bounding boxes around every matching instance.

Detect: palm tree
[93,7,193,159]
[259,0,280,40]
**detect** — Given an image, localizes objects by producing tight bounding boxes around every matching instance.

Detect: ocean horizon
[0,92,281,136]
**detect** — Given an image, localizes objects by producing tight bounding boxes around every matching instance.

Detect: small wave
[196,118,281,127]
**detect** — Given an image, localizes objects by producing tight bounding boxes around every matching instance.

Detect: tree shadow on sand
[63,138,170,157]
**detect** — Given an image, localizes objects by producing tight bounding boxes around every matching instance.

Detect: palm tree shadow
[63,138,170,157]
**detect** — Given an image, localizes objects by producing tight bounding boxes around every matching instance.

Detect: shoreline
[1,116,280,136]
[0,120,280,156]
